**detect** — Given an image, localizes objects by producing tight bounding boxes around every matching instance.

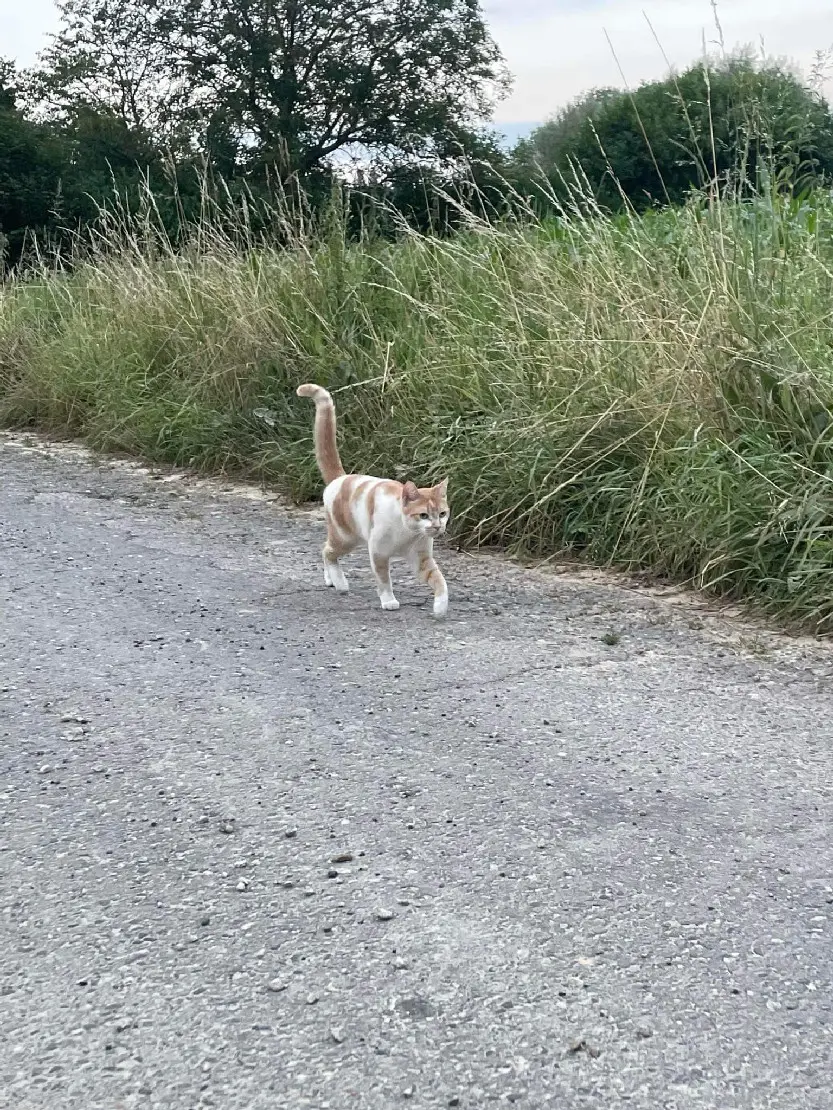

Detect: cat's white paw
[380,597,400,611]
[433,593,449,618]
[328,566,349,593]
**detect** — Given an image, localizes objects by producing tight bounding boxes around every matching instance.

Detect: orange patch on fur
[414,550,446,596]
[427,567,444,592]
[402,485,449,521]
[324,527,353,560]
[330,476,358,536]
[367,484,378,527]
[417,551,433,578]
[372,552,389,578]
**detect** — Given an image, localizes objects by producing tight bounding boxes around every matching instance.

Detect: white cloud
[2,0,831,126]
[486,0,833,122]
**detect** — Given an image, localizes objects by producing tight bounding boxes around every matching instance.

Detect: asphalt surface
[2,432,833,1110]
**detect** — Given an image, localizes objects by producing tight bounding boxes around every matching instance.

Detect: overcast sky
[2,0,832,124]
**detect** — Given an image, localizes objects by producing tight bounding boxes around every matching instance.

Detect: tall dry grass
[2,184,833,630]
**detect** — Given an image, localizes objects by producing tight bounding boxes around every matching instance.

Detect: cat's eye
[419,512,430,520]
[440,511,448,517]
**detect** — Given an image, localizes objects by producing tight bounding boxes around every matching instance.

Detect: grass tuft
[3,184,833,632]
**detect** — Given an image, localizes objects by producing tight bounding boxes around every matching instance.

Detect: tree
[34,0,508,179]
[513,87,618,173]
[1,54,176,268]
[31,0,190,144]
[518,54,833,211]
[0,60,68,265]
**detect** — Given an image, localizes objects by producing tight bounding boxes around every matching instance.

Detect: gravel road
[2,432,833,1110]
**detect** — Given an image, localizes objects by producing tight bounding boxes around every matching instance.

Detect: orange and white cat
[296,383,450,617]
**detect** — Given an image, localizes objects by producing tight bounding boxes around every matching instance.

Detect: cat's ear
[434,477,448,498]
[402,481,420,502]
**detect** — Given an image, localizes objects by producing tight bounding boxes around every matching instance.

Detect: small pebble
[200,916,211,927]
[236,879,249,892]
[329,1027,345,1044]
[197,815,210,826]
[376,909,395,922]
[402,1087,415,1100]
[567,1039,601,1058]
[306,993,319,1005]
[220,819,235,834]
[331,852,353,864]
[284,828,298,839]
[266,979,287,993]
[636,1027,653,1039]
[327,869,338,879]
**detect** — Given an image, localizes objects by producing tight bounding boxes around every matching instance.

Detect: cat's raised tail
[296,383,345,485]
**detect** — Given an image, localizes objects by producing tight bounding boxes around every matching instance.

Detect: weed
[3,181,833,633]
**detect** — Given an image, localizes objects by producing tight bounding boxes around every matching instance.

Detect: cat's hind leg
[370,546,399,611]
[323,515,354,593]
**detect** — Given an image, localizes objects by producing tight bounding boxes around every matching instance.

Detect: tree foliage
[0,61,66,260]
[1,0,507,266]
[34,0,507,177]
[5,11,833,271]
[519,55,833,210]
[31,0,185,139]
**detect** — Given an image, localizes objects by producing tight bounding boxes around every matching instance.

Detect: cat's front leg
[410,542,448,618]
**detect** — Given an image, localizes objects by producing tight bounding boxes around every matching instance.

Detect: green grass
[3,187,833,632]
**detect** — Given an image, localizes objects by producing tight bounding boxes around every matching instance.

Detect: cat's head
[401,478,449,538]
